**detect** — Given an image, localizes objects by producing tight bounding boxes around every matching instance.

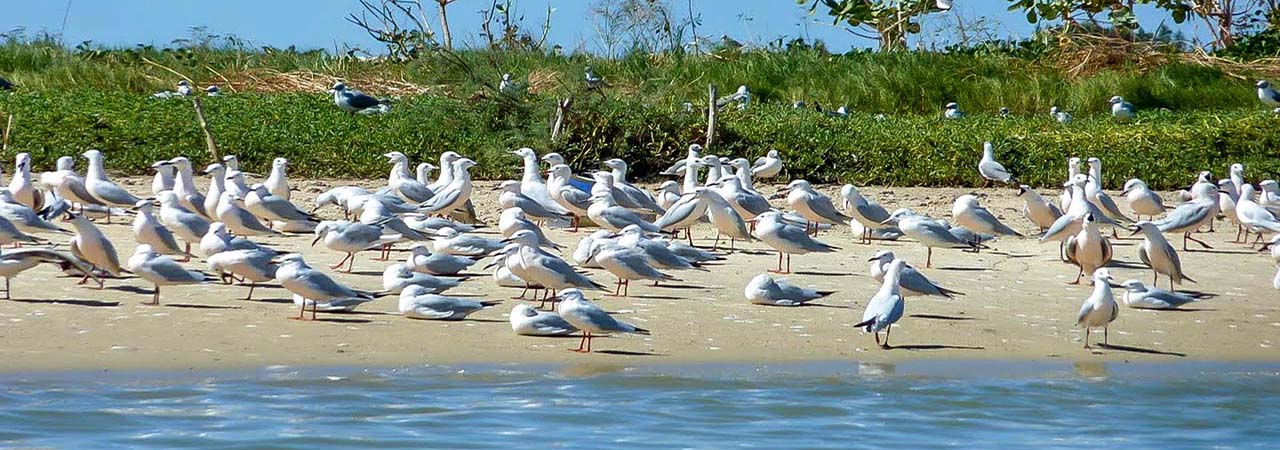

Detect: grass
[0,38,1277,189]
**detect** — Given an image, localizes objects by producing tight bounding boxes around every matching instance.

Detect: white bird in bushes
[1109,96,1135,122]
[1257,80,1280,108]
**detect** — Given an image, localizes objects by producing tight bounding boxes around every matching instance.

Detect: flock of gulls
[0,77,1277,355]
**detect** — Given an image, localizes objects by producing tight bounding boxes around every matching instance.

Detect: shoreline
[1,179,1277,374]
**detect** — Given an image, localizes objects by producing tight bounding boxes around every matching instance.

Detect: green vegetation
[0,37,1277,189]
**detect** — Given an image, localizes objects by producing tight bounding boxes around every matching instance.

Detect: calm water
[1,361,1276,449]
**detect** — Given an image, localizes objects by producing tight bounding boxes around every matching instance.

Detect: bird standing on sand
[781,180,851,235]
[882,209,981,268]
[273,253,378,320]
[952,194,1021,237]
[752,150,783,180]
[557,289,650,353]
[1120,179,1165,221]
[1077,269,1119,348]
[1016,185,1062,232]
[854,259,907,349]
[1131,221,1194,290]
[752,210,839,274]
[1065,214,1112,285]
[978,142,1014,187]
[82,150,142,222]
[127,244,210,305]
[67,212,124,288]
[867,250,960,298]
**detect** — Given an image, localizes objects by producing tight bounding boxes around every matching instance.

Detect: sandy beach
[0,177,1276,373]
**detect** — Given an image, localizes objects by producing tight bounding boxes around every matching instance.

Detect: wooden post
[191,97,221,161]
[705,84,717,149]
[551,97,571,141]
[1,113,12,152]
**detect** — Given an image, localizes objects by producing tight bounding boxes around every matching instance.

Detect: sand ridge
[0,176,1276,373]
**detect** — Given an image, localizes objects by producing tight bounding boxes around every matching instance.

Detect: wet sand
[0,177,1276,373]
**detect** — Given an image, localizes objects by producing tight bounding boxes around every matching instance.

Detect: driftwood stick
[705,84,717,149]
[2,113,12,152]
[551,97,571,141]
[191,97,221,161]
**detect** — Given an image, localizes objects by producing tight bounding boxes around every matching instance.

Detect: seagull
[1118,279,1200,310]
[614,224,702,272]
[702,189,754,249]
[1258,80,1280,108]
[8,153,40,210]
[313,220,400,272]
[499,207,561,250]
[1154,182,1218,251]
[1131,221,1194,290]
[867,250,961,298]
[882,209,982,268]
[176,80,193,96]
[127,244,211,305]
[498,73,523,95]
[853,259,907,349]
[383,151,435,203]
[603,158,665,214]
[216,192,279,237]
[272,253,378,320]
[1109,96,1135,122]
[200,222,274,257]
[655,181,682,211]
[398,285,493,320]
[1236,184,1280,244]
[510,304,578,336]
[420,159,477,216]
[0,209,43,246]
[504,230,606,299]
[588,190,661,233]
[330,82,389,114]
[81,150,142,223]
[546,165,592,231]
[744,273,834,306]
[572,230,613,268]
[653,189,709,238]
[999,106,1010,117]
[1077,268,1119,348]
[1017,185,1062,232]
[1219,179,1243,242]
[840,184,892,244]
[715,177,771,221]
[1060,157,1082,211]
[1050,106,1072,123]
[497,181,571,222]
[781,180,850,235]
[584,66,604,91]
[415,163,436,187]
[150,160,176,196]
[205,85,220,96]
[1120,179,1165,221]
[66,212,123,287]
[978,142,1014,187]
[244,184,319,225]
[258,158,291,201]
[557,289,650,353]
[1065,214,1113,285]
[0,248,97,299]
[0,191,72,236]
[162,157,208,218]
[752,210,839,274]
[207,247,277,300]
[382,262,463,294]
[943,102,964,119]
[659,144,702,176]
[751,149,783,180]
[1084,158,1134,225]
[432,227,505,256]
[661,238,725,264]
[131,200,193,260]
[952,194,1021,237]
[404,243,477,276]
[588,244,677,296]
[202,163,226,219]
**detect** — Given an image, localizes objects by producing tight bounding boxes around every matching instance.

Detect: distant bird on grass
[1258,80,1280,108]
[330,82,390,114]
[205,85,221,96]
[1109,96,1135,122]
[0,76,14,90]
[943,102,964,119]
[1050,106,1072,123]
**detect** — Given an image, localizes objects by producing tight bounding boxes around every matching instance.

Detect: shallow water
[1,361,1276,449]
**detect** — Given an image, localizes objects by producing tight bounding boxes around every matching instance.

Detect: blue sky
[2,1,1211,53]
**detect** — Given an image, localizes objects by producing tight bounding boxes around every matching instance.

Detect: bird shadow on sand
[734,250,775,256]
[349,270,383,276]
[910,313,976,321]
[986,251,1037,259]
[886,343,985,351]
[243,297,295,304]
[464,318,507,323]
[106,285,153,295]
[795,302,850,309]
[621,294,685,301]
[11,298,120,307]
[595,350,664,357]
[165,303,241,310]
[933,266,987,272]
[1095,343,1186,357]
[312,317,374,324]
[653,283,705,290]
[1103,260,1147,270]
[792,270,848,277]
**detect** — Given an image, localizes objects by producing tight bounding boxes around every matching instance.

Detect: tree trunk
[438,0,453,50]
